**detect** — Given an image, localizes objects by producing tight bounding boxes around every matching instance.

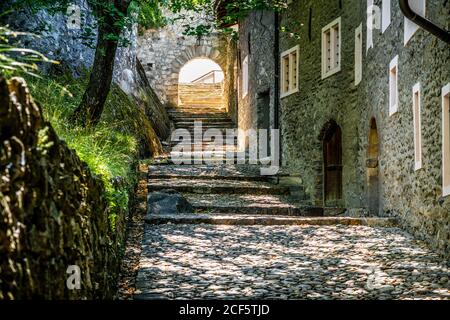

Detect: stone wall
[275,0,450,255]
[3,0,137,82]
[360,0,450,256]
[237,11,276,148]
[0,77,125,299]
[3,0,172,141]
[279,0,364,208]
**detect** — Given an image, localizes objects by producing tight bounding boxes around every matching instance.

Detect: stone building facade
[229,0,450,255]
[237,11,277,148]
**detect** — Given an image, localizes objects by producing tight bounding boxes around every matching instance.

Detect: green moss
[26,73,141,230]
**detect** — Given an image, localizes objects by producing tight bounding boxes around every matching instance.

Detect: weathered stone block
[147,189,194,215]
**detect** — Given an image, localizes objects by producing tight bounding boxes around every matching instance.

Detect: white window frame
[280,45,299,98]
[355,23,363,86]
[412,82,422,171]
[442,83,450,197]
[242,55,249,98]
[404,0,426,45]
[366,0,374,53]
[321,17,341,80]
[389,55,399,116]
[382,0,391,33]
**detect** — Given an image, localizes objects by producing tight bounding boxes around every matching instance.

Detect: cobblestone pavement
[135,224,450,300]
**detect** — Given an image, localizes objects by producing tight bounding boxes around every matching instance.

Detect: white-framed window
[389,55,399,116]
[321,17,341,79]
[404,0,426,45]
[412,83,422,171]
[382,0,391,33]
[366,0,374,53]
[442,83,450,197]
[242,55,249,98]
[355,23,363,86]
[280,45,299,98]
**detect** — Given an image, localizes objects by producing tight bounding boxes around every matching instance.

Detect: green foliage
[26,73,142,230]
[0,26,57,78]
[133,0,167,33]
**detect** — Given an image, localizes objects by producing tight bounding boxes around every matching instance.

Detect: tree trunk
[70,21,119,127]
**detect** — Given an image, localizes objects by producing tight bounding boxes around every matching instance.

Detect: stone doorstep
[144,214,398,227]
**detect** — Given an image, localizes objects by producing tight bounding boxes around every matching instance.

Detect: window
[280,45,299,98]
[355,24,363,86]
[412,83,422,171]
[322,17,341,79]
[389,55,399,116]
[382,0,391,33]
[242,55,248,98]
[366,0,374,53]
[442,83,450,196]
[404,0,426,45]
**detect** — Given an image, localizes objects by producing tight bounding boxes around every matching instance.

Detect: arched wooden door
[367,118,380,215]
[323,123,343,205]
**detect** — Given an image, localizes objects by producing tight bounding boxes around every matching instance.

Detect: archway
[166,44,226,106]
[177,58,225,110]
[367,118,380,215]
[322,121,343,206]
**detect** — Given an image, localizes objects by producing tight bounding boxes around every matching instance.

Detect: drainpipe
[274,11,282,163]
[399,0,450,44]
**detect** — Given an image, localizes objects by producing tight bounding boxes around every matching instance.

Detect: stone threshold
[145,214,398,227]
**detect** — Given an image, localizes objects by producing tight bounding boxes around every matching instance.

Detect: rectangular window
[366,0,374,53]
[355,24,363,86]
[442,83,450,197]
[280,45,299,98]
[242,55,248,98]
[382,0,391,33]
[413,83,422,171]
[389,55,399,116]
[404,0,426,45]
[321,17,341,79]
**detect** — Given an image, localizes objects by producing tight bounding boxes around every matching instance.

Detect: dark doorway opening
[323,121,342,206]
[367,118,380,215]
[257,90,271,156]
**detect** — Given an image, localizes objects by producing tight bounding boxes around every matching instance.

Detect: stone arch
[166,44,226,106]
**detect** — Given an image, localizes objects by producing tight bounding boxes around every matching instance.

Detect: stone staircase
[178,83,224,110]
[148,86,397,224]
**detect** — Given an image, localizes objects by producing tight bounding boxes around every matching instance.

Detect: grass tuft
[26,72,151,230]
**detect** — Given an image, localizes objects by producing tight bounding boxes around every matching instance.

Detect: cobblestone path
[134,103,450,300]
[135,224,450,300]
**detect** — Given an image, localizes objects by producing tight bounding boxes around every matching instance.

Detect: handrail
[191,70,223,84]
[399,0,450,44]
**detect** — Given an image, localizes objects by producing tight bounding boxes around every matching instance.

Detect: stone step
[168,110,228,116]
[169,141,238,147]
[169,114,231,120]
[183,193,322,216]
[174,119,233,125]
[148,165,269,181]
[148,164,268,177]
[173,127,235,132]
[147,178,289,195]
[174,123,235,129]
[145,214,398,227]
